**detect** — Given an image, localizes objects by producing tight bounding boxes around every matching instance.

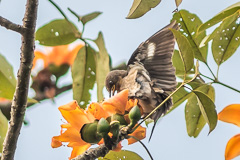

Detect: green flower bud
[108,114,128,125]
[129,106,141,122]
[80,121,102,144]
[129,106,141,128]
[110,120,120,140]
[97,118,110,136]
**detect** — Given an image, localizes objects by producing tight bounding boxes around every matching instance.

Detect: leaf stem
[216,65,220,79]
[67,8,80,21]
[204,62,217,80]
[67,8,86,36]
[49,0,69,20]
[200,73,240,93]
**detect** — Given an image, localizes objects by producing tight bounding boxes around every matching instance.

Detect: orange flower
[128,125,146,145]
[225,134,240,160]
[87,89,138,118]
[102,89,130,115]
[218,104,240,160]
[52,90,146,159]
[33,44,84,69]
[51,101,95,160]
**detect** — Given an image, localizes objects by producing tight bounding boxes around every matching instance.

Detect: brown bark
[0,16,24,34]
[1,0,38,159]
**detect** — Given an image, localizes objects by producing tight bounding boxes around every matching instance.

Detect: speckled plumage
[105,21,179,139]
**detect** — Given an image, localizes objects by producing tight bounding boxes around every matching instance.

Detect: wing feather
[127,21,178,92]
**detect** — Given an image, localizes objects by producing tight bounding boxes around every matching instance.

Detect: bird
[105,21,179,140]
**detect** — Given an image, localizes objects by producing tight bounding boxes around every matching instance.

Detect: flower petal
[126,99,138,112]
[67,44,84,65]
[128,125,146,145]
[218,104,240,127]
[48,45,69,66]
[53,124,84,145]
[58,101,95,131]
[51,137,62,148]
[33,51,48,69]
[102,89,129,115]
[69,144,91,160]
[225,134,240,160]
[87,102,109,120]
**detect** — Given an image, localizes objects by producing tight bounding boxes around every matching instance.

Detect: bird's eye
[109,80,113,86]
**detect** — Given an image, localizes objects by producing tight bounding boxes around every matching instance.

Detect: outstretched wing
[127,21,178,92]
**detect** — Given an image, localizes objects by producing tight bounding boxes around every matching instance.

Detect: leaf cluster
[35,2,110,108]
[169,3,240,137]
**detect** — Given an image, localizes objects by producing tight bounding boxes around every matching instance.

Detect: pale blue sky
[1,0,240,159]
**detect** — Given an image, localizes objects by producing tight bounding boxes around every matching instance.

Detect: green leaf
[172,50,195,77]
[172,50,184,75]
[170,29,194,73]
[168,78,205,115]
[98,150,143,160]
[175,0,182,7]
[211,12,240,65]
[71,46,96,108]
[36,19,79,46]
[172,10,208,62]
[94,32,110,101]
[0,110,8,153]
[81,12,102,25]
[126,0,161,19]
[185,84,215,137]
[0,54,16,100]
[198,2,240,33]
[194,90,217,134]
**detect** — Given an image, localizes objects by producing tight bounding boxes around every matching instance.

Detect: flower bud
[129,106,141,128]
[107,114,128,125]
[80,121,102,144]
[129,106,141,122]
[97,118,110,136]
[110,120,120,140]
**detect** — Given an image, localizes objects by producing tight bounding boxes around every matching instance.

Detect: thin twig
[200,73,240,93]
[0,16,24,34]
[204,62,217,80]
[48,0,68,20]
[67,8,80,21]
[1,0,38,159]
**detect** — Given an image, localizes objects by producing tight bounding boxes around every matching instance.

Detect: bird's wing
[127,21,178,92]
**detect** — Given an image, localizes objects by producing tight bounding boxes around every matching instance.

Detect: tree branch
[32,84,73,103]
[72,126,130,160]
[0,84,72,120]
[1,0,38,159]
[0,16,24,34]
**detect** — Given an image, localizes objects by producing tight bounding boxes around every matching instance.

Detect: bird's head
[105,70,127,97]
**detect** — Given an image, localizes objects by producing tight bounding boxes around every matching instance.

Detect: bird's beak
[109,90,112,98]
[109,85,116,97]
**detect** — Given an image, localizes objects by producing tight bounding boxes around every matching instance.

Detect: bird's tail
[149,93,172,141]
